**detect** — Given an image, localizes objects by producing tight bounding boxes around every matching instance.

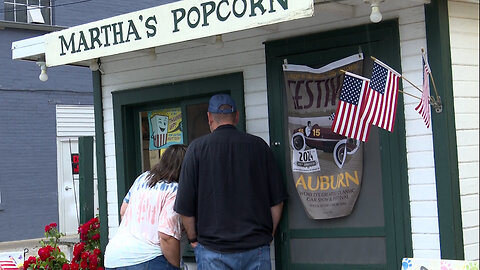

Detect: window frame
[3,0,52,24]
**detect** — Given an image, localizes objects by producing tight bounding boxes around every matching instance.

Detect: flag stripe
[415,55,431,128]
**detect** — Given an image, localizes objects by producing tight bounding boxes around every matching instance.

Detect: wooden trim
[112,72,245,220]
[290,227,386,238]
[92,70,109,254]
[79,136,94,224]
[292,264,386,270]
[424,0,464,259]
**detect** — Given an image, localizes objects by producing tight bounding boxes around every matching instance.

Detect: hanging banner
[148,107,183,150]
[283,54,365,219]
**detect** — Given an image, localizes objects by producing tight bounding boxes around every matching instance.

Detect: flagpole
[400,75,424,93]
[399,89,421,100]
[421,48,443,113]
[421,48,441,101]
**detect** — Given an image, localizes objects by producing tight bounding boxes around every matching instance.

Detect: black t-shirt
[174,124,287,252]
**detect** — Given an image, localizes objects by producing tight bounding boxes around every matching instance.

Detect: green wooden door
[266,21,412,269]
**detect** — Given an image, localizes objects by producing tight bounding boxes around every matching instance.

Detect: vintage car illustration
[291,119,360,168]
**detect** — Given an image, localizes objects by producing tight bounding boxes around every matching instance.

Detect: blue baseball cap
[208,94,237,113]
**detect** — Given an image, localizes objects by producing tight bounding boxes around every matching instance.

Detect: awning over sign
[12,0,314,67]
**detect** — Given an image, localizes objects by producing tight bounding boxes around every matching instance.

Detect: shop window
[3,0,51,24]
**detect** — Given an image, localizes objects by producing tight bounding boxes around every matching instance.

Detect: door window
[138,102,210,172]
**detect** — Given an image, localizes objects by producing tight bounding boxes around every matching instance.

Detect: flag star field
[371,62,388,94]
[340,75,362,105]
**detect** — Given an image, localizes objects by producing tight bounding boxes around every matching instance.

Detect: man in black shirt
[174,93,287,270]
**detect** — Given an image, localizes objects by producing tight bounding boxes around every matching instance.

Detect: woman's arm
[159,232,180,267]
[120,202,129,219]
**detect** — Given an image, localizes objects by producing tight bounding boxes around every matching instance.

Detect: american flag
[363,59,400,132]
[332,72,371,142]
[415,56,431,128]
[0,260,18,270]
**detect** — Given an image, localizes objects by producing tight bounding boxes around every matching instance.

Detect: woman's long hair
[147,144,187,187]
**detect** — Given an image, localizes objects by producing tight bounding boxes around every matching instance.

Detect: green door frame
[111,73,245,217]
[265,20,412,269]
[424,0,464,259]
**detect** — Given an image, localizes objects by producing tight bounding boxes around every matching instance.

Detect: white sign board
[45,0,314,67]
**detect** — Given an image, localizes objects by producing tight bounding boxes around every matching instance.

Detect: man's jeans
[105,255,180,270]
[194,243,271,270]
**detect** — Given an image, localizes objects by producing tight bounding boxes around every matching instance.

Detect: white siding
[449,0,480,261]
[56,105,95,137]
[399,5,441,258]
[99,1,444,258]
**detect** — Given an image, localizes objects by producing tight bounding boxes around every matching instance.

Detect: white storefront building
[12,0,478,268]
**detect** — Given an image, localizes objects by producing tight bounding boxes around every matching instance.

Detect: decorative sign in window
[71,153,79,175]
[148,107,183,150]
[283,54,365,220]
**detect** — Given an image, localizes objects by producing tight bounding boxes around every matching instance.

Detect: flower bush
[70,217,102,270]
[24,218,103,270]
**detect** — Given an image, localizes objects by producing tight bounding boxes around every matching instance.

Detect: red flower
[24,256,37,269]
[92,234,100,241]
[93,248,101,256]
[38,245,54,261]
[62,263,71,270]
[80,260,88,269]
[70,262,79,270]
[73,242,85,257]
[89,254,98,264]
[44,223,58,232]
[81,251,90,260]
[96,268,104,270]
[89,261,98,270]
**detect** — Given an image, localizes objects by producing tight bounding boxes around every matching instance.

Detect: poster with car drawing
[283,54,365,219]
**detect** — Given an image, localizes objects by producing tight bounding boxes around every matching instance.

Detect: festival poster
[148,107,183,150]
[283,54,365,219]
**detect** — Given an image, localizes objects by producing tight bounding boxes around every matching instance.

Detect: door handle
[65,186,72,191]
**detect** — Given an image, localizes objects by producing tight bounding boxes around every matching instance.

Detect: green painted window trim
[290,227,386,238]
[112,73,245,215]
[424,0,464,259]
[92,70,109,254]
[265,20,412,270]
